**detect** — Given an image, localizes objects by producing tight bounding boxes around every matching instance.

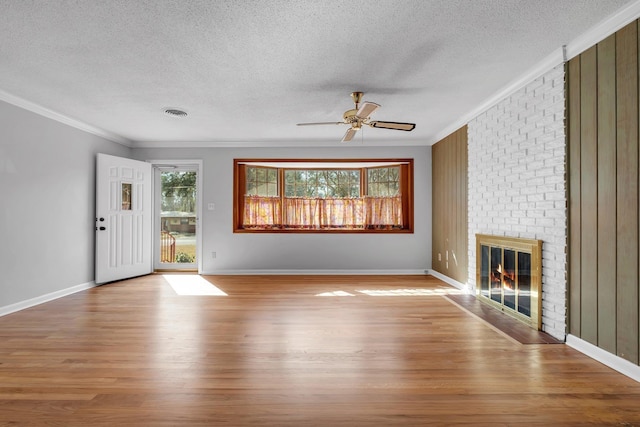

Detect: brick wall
[467,64,567,340]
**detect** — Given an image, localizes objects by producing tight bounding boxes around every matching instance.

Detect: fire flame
[495,264,516,290]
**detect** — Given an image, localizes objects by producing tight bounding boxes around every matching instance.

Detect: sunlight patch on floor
[315,290,356,296]
[314,287,467,297]
[163,274,228,296]
[357,288,466,296]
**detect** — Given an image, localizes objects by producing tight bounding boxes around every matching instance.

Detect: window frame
[366,165,401,196]
[234,158,414,233]
[245,165,279,196]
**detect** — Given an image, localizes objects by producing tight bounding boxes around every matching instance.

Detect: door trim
[148,159,203,274]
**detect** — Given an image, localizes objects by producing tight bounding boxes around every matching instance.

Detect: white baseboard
[0,281,97,317]
[427,269,470,292]
[566,334,640,383]
[200,269,428,275]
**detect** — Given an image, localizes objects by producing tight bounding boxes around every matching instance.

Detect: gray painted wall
[0,100,131,307]
[0,97,431,311]
[133,146,432,274]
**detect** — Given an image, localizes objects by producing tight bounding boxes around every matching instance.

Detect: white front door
[95,153,152,284]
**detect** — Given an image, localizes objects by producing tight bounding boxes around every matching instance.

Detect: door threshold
[154,269,198,273]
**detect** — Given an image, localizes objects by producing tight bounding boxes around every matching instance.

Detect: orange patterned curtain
[243,196,402,229]
[284,197,364,229]
[283,198,320,228]
[243,196,281,228]
[364,196,403,228]
[322,198,363,228]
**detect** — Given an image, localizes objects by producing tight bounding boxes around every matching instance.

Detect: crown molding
[131,139,426,149]
[0,89,133,147]
[428,47,565,145]
[565,0,640,60]
[429,0,640,145]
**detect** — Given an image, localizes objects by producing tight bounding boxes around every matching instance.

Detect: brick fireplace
[467,64,567,340]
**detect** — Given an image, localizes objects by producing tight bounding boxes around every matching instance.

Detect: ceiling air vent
[164,108,188,118]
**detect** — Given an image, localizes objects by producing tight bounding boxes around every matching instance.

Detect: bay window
[234,159,413,233]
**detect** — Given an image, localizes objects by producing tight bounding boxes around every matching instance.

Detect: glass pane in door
[490,247,502,303]
[517,252,532,316]
[480,245,490,298]
[503,249,516,310]
[160,171,197,265]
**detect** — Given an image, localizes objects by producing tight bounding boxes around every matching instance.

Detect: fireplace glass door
[481,245,531,316]
[476,235,542,329]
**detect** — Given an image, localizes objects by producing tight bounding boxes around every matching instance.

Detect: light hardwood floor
[1,274,639,426]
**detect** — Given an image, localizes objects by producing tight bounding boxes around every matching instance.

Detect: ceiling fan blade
[297,121,344,126]
[356,101,380,119]
[369,121,416,131]
[342,127,358,143]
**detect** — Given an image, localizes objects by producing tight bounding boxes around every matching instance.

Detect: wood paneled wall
[567,20,640,365]
[432,126,468,284]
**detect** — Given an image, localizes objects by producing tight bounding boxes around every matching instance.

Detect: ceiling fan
[297,92,416,142]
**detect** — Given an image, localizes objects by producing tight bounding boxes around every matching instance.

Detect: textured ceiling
[0,0,634,146]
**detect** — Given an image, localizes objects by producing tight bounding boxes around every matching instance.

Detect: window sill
[234,227,414,234]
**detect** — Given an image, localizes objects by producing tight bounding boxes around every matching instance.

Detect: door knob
[99,226,106,231]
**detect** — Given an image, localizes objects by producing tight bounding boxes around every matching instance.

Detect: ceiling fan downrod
[350,91,363,109]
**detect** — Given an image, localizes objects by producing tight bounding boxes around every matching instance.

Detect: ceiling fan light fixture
[296,92,415,142]
[164,108,188,118]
